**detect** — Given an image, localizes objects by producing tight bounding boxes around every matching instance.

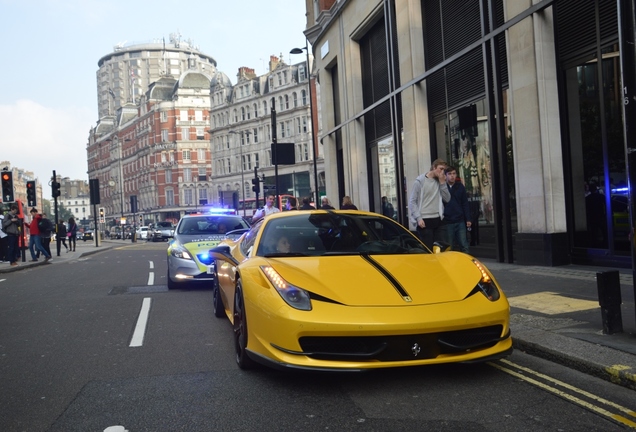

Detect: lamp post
[229,130,246,216]
[290,41,320,208]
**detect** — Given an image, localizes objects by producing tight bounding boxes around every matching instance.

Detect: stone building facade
[306,0,635,267]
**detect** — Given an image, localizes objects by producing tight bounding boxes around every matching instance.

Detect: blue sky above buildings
[0,0,308,183]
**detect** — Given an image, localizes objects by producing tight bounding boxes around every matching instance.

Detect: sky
[0,0,308,186]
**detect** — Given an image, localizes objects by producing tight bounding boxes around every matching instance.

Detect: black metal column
[618,0,636,326]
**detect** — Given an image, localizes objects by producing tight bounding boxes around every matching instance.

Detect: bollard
[596,270,623,334]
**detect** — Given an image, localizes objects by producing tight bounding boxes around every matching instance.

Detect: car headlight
[260,265,312,311]
[470,259,501,301]
[171,244,192,260]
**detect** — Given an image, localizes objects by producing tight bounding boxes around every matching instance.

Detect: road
[0,242,634,431]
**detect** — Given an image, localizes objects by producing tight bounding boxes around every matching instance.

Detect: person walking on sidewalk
[39,213,54,258]
[25,208,52,263]
[56,220,69,252]
[441,166,471,252]
[1,204,20,267]
[67,217,78,252]
[0,209,8,263]
[408,158,451,250]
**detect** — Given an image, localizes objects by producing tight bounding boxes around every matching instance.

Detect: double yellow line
[490,359,636,428]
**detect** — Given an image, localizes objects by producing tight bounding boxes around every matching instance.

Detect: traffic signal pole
[52,170,59,225]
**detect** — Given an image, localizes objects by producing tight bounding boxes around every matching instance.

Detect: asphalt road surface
[0,243,634,431]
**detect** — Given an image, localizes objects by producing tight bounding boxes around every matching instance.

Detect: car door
[215,220,262,323]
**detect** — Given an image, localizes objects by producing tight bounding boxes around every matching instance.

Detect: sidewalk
[2,245,636,389]
[482,258,636,390]
[0,237,121,273]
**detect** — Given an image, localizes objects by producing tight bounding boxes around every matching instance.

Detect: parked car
[166,212,250,289]
[109,227,122,239]
[82,230,94,241]
[150,221,175,242]
[76,231,84,241]
[207,210,511,371]
[136,226,150,240]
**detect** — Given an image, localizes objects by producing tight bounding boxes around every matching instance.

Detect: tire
[212,271,225,318]
[167,267,177,290]
[233,280,255,369]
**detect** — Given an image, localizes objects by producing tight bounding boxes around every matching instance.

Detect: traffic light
[1,171,14,203]
[251,177,260,193]
[138,214,143,224]
[99,207,105,223]
[26,181,37,206]
[51,180,61,198]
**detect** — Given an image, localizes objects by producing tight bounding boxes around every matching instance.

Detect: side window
[240,220,263,256]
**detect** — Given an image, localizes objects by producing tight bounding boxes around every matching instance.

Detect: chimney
[237,67,257,80]
[269,55,280,72]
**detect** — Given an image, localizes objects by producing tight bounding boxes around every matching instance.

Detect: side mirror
[209,245,239,266]
[432,241,451,254]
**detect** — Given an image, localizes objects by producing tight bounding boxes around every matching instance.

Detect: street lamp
[229,130,246,216]
[290,41,320,208]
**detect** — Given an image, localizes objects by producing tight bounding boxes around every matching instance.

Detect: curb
[511,322,636,391]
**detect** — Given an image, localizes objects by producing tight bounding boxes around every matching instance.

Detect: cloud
[0,100,93,182]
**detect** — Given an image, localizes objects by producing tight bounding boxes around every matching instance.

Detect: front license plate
[207,265,214,274]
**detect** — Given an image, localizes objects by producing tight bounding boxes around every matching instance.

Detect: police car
[166,208,250,289]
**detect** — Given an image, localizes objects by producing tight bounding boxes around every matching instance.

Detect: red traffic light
[1,173,10,181]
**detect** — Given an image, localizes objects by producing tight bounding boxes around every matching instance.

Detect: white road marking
[129,298,151,348]
[147,272,154,285]
[149,261,154,269]
[0,279,6,283]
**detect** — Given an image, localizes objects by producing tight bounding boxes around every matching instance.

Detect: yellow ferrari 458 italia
[208,210,512,371]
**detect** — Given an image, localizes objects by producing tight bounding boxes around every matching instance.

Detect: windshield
[177,216,250,236]
[156,222,173,228]
[256,213,428,256]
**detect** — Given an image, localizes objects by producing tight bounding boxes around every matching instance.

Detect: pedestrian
[67,217,78,252]
[341,196,358,210]
[285,197,298,211]
[39,213,53,258]
[381,196,395,219]
[56,220,69,252]
[408,158,451,250]
[25,208,52,262]
[320,197,335,209]
[1,204,20,267]
[300,197,315,210]
[441,166,471,252]
[252,194,280,223]
[0,208,8,263]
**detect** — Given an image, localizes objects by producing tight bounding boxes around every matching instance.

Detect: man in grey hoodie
[408,158,451,250]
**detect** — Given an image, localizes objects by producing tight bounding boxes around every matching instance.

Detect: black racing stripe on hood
[360,254,412,302]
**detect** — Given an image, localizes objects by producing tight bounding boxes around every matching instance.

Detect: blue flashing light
[197,252,213,265]
[611,187,629,195]
[206,207,237,215]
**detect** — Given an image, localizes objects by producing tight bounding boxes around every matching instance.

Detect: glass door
[565,46,627,257]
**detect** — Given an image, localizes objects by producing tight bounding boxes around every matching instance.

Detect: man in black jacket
[442,166,472,252]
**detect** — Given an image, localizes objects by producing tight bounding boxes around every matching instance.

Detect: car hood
[267,253,484,306]
[182,236,227,252]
